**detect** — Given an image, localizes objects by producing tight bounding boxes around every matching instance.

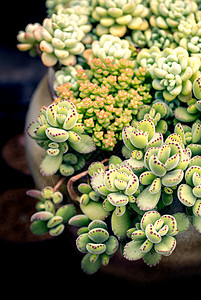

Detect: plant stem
[67,158,109,202]
[54,176,66,192]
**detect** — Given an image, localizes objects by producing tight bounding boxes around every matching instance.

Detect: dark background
[0,1,201,297]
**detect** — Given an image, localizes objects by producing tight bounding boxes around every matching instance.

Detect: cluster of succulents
[18,0,201,276]
[55,55,152,150]
[27,186,76,236]
[124,211,178,264]
[27,99,96,176]
[71,218,119,274]
[91,0,149,37]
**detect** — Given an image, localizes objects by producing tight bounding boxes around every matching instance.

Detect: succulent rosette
[136,101,171,135]
[173,16,201,57]
[74,219,119,274]
[39,13,86,66]
[132,28,175,49]
[92,0,149,37]
[92,34,132,61]
[150,46,200,101]
[27,99,96,176]
[124,211,178,265]
[17,23,43,56]
[136,46,161,76]
[174,122,201,156]
[178,156,201,232]
[150,0,197,29]
[28,186,76,236]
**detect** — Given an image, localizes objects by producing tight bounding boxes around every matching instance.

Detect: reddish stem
[67,158,109,202]
[54,176,66,192]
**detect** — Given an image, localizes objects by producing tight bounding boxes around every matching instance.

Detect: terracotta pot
[25,71,201,284]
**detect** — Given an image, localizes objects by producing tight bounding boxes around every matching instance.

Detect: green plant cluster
[56,57,152,150]
[18,0,201,276]
[27,99,96,176]
[27,186,76,236]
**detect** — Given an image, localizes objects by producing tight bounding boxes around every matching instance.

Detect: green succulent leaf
[30,220,49,236]
[69,134,96,154]
[177,184,197,207]
[136,186,161,211]
[105,236,119,255]
[173,213,190,234]
[56,204,76,223]
[154,236,176,256]
[123,240,145,261]
[40,152,63,176]
[81,253,102,275]
[143,250,162,267]
[111,209,131,240]
[76,233,91,253]
[80,201,110,220]
[88,228,109,243]
[161,169,184,187]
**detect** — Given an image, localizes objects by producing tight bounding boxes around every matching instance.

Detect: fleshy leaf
[123,240,145,261]
[81,253,102,275]
[154,236,176,256]
[193,200,201,217]
[173,213,190,233]
[104,169,118,192]
[141,211,161,230]
[80,201,110,220]
[46,127,69,142]
[40,152,63,176]
[139,239,153,253]
[56,204,76,223]
[137,186,161,211]
[177,184,197,207]
[86,243,106,255]
[105,236,119,255]
[88,162,105,177]
[76,233,91,253]
[145,224,161,243]
[161,169,184,187]
[140,171,156,185]
[193,215,201,233]
[30,220,49,235]
[149,154,167,177]
[88,228,109,243]
[69,134,96,154]
[143,250,161,266]
[111,209,131,240]
[161,215,177,236]
[68,214,90,227]
[31,211,53,222]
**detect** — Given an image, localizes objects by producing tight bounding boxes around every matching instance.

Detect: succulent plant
[174,122,201,156]
[178,156,201,232]
[92,0,149,37]
[92,34,132,62]
[150,46,201,101]
[55,56,152,150]
[74,219,119,274]
[46,0,70,16]
[136,46,161,76]
[132,28,175,49]
[27,99,96,176]
[27,186,76,236]
[54,64,83,93]
[39,13,86,66]
[136,101,171,135]
[124,210,179,265]
[150,0,198,30]
[17,23,43,56]
[173,16,201,55]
